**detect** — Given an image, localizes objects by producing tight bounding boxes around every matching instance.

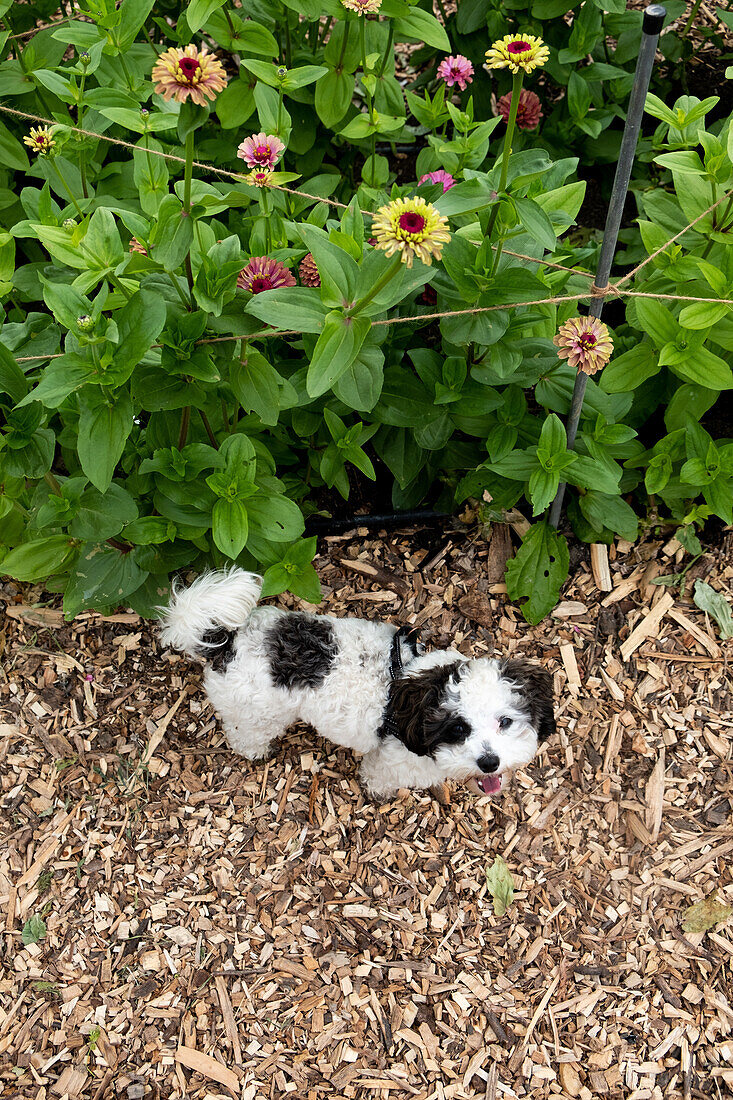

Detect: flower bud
[77,315,94,332]
[63,218,76,229]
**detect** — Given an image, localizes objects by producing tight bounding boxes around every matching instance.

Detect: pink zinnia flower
[237,257,296,294]
[553,316,613,375]
[497,88,543,130]
[437,55,474,91]
[237,132,285,171]
[418,170,456,193]
[151,45,227,106]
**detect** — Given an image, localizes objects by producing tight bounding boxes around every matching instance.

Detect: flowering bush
[0,0,731,622]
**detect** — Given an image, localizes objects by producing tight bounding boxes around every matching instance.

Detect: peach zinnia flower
[419,170,455,193]
[437,55,474,91]
[342,0,382,12]
[553,316,613,375]
[152,44,227,106]
[485,34,549,75]
[237,132,285,171]
[23,126,55,154]
[237,257,296,294]
[371,197,450,268]
[497,88,543,130]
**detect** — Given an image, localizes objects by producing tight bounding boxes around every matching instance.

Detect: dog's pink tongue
[478,774,502,794]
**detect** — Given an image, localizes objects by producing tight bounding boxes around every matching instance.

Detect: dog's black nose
[477,752,500,774]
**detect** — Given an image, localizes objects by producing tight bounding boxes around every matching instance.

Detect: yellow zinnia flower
[371,197,450,268]
[23,126,55,155]
[152,44,227,106]
[485,34,550,75]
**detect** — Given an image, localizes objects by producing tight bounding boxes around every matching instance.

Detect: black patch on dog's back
[267,614,338,689]
[501,659,556,742]
[202,628,236,672]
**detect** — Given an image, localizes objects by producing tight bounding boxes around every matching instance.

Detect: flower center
[255,144,270,158]
[508,40,531,54]
[178,57,200,82]
[251,276,273,292]
[578,333,597,349]
[399,212,426,235]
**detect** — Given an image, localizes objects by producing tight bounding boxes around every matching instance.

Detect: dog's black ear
[383,662,463,756]
[502,659,555,742]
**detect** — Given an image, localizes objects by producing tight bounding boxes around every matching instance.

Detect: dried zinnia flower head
[437,55,474,91]
[129,237,148,255]
[237,256,296,294]
[23,126,55,155]
[553,316,613,375]
[371,197,451,268]
[497,88,543,130]
[485,34,549,75]
[299,254,320,287]
[341,0,382,13]
[152,44,227,106]
[237,132,285,171]
[418,170,456,193]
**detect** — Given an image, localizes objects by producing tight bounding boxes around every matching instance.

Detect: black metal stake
[548,4,667,529]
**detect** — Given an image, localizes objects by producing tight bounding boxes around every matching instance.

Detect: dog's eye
[498,716,513,730]
[449,719,470,739]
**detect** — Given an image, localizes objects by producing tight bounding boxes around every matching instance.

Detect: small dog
[160,569,555,799]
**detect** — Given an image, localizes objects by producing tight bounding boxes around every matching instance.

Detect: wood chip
[174,1046,239,1091]
[590,544,613,592]
[620,591,675,661]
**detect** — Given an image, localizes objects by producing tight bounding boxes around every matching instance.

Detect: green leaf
[528,468,559,516]
[63,543,146,618]
[393,8,451,50]
[77,391,134,492]
[678,301,730,330]
[635,299,680,348]
[133,138,169,216]
[600,343,659,393]
[668,346,733,390]
[245,287,327,333]
[485,856,514,918]
[297,223,359,307]
[18,352,95,409]
[69,485,138,541]
[0,120,30,172]
[580,491,639,542]
[505,522,569,625]
[315,69,354,128]
[0,536,76,582]
[231,346,283,425]
[0,343,30,402]
[186,0,226,33]
[246,494,304,543]
[151,196,194,271]
[693,580,733,640]
[681,892,733,934]
[537,413,567,467]
[306,313,370,398]
[212,498,249,559]
[108,289,167,385]
[512,197,557,252]
[22,914,47,946]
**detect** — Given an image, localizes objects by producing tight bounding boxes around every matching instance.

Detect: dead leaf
[682,893,733,934]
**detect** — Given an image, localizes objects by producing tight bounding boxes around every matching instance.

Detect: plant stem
[318,16,333,48]
[221,398,231,433]
[48,158,84,218]
[347,255,402,315]
[177,406,191,450]
[277,85,284,137]
[337,22,351,71]
[118,51,136,93]
[199,410,219,448]
[682,0,703,36]
[44,472,63,496]
[487,70,523,240]
[77,70,88,199]
[183,129,196,296]
[377,23,394,78]
[285,15,292,68]
[108,272,132,301]
[260,185,272,252]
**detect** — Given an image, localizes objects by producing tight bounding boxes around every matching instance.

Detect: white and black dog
[160,569,555,799]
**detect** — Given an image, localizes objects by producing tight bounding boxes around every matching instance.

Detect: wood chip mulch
[1,523,732,1100]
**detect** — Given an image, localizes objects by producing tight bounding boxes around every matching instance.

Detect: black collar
[389,625,420,681]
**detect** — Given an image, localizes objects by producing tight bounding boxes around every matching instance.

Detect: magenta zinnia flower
[237,256,296,294]
[553,316,613,375]
[237,132,285,171]
[151,45,227,106]
[497,88,543,130]
[418,170,456,193]
[437,55,474,91]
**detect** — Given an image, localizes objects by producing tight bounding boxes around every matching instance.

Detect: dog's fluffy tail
[159,569,263,659]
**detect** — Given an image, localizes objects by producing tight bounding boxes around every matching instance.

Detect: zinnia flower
[485,34,549,75]
[246,170,274,188]
[553,316,613,375]
[497,88,543,130]
[418,170,455,193]
[371,197,450,268]
[237,132,285,171]
[437,55,474,91]
[237,256,296,294]
[299,254,320,287]
[341,0,382,12]
[23,127,55,155]
[152,44,227,106]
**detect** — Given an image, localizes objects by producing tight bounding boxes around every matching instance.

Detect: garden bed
[2,522,732,1099]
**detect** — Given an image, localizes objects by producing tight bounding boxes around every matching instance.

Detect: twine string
[1,105,731,364]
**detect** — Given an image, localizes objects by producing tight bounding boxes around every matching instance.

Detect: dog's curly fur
[160,569,555,798]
